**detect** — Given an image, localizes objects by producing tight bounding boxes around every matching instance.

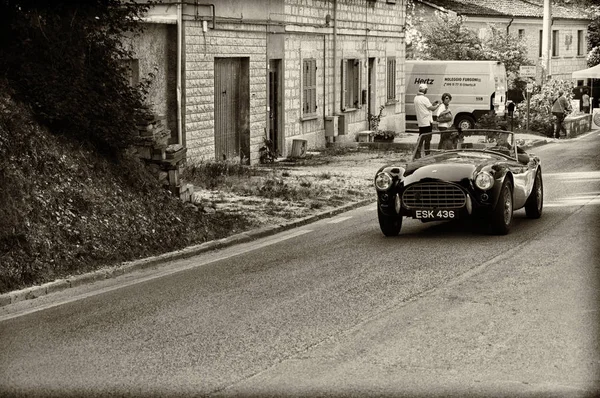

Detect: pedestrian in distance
[551,90,572,139]
[435,92,454,149]
[414,83,441,155]
[581,89,590,114]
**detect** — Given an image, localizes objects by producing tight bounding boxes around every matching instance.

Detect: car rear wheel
[377,196,402,236]
[525,170,543,219]
[490,180,513,235]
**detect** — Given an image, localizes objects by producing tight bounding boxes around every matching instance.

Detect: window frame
[341,58,362,112]
[386,57,397,103]
[577,30,584,56]
[302,58,318,118]
[552,30,559,57]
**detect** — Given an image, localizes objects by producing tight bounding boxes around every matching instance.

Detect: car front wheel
[490,180,513,235]
[377,196,402,236]
[525,170,543,219]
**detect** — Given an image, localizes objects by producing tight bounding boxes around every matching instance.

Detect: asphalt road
[1,132,599,398]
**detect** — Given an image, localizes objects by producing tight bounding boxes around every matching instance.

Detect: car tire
[525,169,543,219]
[454,115,475,130]
[377,202,402,237]
[490,180,513,235]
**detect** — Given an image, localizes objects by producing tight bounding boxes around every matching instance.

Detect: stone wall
[281,0,405,152]
[149,0,406,164]
[183,23,267,164]
[565,114,591,138]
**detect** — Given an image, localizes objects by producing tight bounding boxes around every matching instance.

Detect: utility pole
[541,0,552,83]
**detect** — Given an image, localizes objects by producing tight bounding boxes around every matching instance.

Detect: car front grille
[402,182,466,209]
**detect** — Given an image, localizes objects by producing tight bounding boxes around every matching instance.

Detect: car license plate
[415,209,456,219]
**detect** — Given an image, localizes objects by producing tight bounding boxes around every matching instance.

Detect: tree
[414,12,486,60]
[0,0,153,154]
[481,25,534,77]
[587,11,600,66]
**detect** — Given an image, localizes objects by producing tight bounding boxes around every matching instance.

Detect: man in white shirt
[414,83,440,154]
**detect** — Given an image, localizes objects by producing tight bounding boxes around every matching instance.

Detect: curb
[0,198,375,308]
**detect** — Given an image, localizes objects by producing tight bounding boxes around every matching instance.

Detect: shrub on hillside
[0,89,255,293]
[0,0,153,154]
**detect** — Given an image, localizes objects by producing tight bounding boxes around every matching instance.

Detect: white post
[541,0,552,83]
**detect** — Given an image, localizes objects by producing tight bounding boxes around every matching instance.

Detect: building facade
[413,0,592,82]
[125,0,406,165]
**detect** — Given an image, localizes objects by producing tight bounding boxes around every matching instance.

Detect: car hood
[401,152,503,184]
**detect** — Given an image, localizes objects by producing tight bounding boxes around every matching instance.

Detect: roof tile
[420,0,591,20]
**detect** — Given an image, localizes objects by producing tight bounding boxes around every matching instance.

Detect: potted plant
[368,105,397,142]
[371,130,397,142]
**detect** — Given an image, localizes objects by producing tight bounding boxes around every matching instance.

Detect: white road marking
[544,171,600,179]
[0,229,314,321]
[327,216,353,224]
[545,196,600,207]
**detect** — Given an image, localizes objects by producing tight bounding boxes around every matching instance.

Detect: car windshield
[412,129,517,161]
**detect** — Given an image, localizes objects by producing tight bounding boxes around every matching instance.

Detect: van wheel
[455,115,475,130]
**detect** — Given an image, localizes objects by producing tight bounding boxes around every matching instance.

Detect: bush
[475,112,502,129]
[0,0,152,154]
[515,79,575,135]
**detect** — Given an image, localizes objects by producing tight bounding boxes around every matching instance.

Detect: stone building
[124,0,406,165]
[412,0,592,82]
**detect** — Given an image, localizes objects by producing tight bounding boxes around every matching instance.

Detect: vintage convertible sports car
[374,129,543,236]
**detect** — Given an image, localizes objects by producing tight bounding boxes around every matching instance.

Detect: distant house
[122,0,406,165]
[413,0,593,83]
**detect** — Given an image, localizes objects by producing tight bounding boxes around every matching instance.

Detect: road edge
[0,198,375,307]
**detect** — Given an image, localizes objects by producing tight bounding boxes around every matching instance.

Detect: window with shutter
[386,57,396,101]
[302,59,317,116]
[342,59,361,111]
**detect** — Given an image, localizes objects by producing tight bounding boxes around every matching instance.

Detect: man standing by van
[414,83,440,154]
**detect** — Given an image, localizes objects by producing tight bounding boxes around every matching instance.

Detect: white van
[405,60,507,129]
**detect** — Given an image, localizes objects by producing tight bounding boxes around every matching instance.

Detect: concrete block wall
[283,0,405,146]
[183,22,267,164]
[547,21,589,81]
[284,36,327,154]
[175,0,405,163]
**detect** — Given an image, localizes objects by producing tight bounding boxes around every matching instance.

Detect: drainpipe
[506,17,513,35]
[177,2,183,145]
[332,0,338,115]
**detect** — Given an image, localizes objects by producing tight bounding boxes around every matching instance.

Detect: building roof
[418,0,591,20]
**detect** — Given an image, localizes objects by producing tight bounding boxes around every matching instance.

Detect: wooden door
[214,58,241,160]
[268,59,283,156]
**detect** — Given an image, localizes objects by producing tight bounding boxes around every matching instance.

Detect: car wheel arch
[492,172,513,208]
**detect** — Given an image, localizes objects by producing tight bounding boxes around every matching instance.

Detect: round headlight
[375,172,393,191]
[475,171,494,190]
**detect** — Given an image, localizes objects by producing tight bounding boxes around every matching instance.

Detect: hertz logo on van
[414,78,434,84]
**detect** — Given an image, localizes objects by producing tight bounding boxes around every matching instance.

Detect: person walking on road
[581,89,590,114]
[551,90,571,139]
[414,83,440,154]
